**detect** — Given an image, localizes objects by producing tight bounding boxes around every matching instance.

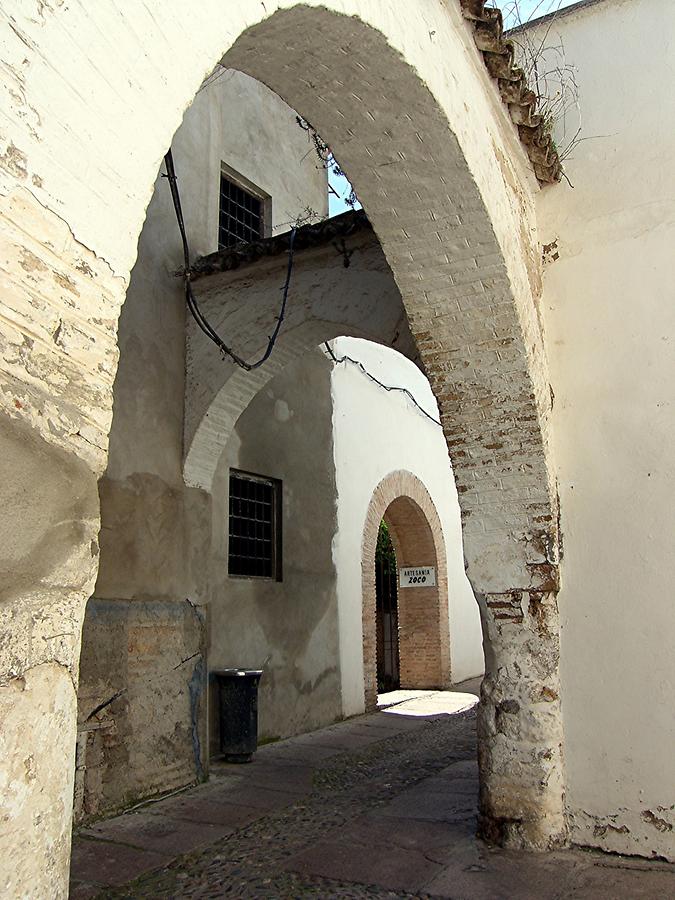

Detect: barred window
[218,171,266,249]
[228,470,282,580]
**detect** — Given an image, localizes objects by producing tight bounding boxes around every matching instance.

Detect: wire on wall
[163,149,296,371]
[323,342,442,428]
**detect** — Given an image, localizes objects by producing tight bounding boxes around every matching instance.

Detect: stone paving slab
[68,878,102,900]
[366,712,432,732]
[70,835,171,888]
[423,847,582,899]
[308,812,467,856]
[378,689,439,707]
[69,691,675,899]
[423,773,480,795]
[255,740,340,764]
[280,727,395,752]
[197,781,302,811]
[382,694,479,719]
[143,795,263,829]
[376,778,478,824]
[567,860,675,899]
[284,833,445,892]
[438,758,479,779]
[80,811,234,856]
[210,759,316,792]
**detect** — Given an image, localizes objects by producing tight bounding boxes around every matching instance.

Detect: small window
[228,469,282,580]
[218,169,267,249]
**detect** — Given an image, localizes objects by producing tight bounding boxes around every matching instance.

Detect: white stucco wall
[158,67,327,263]
[105,66,327,486]
[530,0,675,859]
[330,337,484,717]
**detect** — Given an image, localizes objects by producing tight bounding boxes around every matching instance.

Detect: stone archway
[0,2,565,893]
[361,471,450,711]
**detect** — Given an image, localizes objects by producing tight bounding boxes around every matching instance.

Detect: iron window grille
[228,469,282,580]
[218,168,269,249]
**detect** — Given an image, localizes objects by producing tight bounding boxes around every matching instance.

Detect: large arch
[361,471,450,711]
[0,2,564,894]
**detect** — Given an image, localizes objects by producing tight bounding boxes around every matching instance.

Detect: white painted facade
[331,338,484,717]
[526,0,675,859]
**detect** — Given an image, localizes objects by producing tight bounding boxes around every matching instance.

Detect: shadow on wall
[208,349,343,747]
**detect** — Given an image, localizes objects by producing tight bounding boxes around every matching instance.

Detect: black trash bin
[213,668,263,763]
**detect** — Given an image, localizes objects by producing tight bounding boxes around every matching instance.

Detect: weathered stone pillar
[475,589,567,850]
[0,419,101,899]
[0,174,125,895]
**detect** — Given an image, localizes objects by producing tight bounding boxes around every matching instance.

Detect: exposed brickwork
[361,471,450,711]
[224,8,560,597]
[74,598,207,825]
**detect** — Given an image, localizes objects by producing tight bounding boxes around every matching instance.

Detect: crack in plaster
[1,182,126,284]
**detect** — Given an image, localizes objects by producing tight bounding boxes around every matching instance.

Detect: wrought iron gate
[375,521,400,693]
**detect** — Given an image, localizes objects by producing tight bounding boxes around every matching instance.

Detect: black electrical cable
[163,149,296,371]
[323,342,442,427]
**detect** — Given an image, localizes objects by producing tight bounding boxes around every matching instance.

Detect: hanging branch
[501,0,585,162]
[296,116,359,209]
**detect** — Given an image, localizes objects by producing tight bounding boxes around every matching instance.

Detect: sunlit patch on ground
[378,687,479,718]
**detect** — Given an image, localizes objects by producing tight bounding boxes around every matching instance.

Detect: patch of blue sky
[501,0,579,29]
[328,169,362,217]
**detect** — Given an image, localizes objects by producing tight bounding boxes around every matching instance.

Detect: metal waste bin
[213,668,263,763]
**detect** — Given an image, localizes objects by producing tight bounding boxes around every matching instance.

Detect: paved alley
[70,685,674,899]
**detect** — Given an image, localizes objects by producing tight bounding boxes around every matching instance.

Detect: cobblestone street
[70,687,674,899]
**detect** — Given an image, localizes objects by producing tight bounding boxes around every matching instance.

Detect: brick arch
[361,471,450,712]
[222,9,559,601]
[0,1,567,887]
[186,321,370,490]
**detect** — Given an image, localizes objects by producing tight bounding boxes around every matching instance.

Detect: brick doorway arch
[362,472,450,711]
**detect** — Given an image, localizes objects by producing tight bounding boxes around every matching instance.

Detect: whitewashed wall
[330,337,484,717]
[158,67,327,263]
[209,351,341,745]
[529,0,675,860]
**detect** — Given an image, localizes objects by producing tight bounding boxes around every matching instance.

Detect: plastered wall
[209,338,484,741]
[76,71,328,820]
[530,0,675,860]
[184,226,414,491]
[209,351,342,744]
[331,338,485,718]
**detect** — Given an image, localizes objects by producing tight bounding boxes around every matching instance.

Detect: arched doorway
[375,521,399,694]
[362,472,450,711]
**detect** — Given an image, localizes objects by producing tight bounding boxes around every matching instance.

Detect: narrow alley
[70,685,673,899]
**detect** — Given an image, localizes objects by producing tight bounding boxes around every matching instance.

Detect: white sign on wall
[399,566,436,587]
